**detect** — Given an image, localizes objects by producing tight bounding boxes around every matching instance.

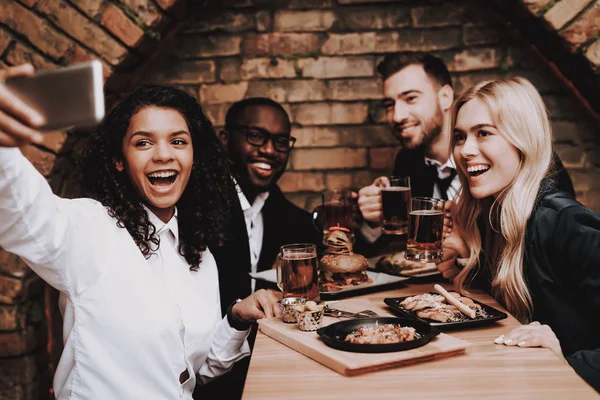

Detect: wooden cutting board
[258,299,471,376]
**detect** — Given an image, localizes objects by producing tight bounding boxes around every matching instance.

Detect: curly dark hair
[78,85,234,270]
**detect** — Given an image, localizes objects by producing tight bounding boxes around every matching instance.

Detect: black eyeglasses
[226,124,296,153]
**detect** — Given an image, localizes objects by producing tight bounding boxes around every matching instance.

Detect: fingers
[373,176,390,188]
[0,109,44,145]
[494,322,562,355]
[0,63,35,79]
[254,289,281,319]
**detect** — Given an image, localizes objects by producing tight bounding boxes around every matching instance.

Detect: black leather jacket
[523,187,600,391]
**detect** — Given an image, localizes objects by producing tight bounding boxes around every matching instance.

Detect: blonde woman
[440,77,599,391]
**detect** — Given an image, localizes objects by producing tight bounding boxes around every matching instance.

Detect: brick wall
[141,0,600,214]
[0,0,598,399]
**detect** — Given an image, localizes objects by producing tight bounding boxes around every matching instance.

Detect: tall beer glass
[381,176,411,235]
[278,244,320,302]
[405,197,445,263]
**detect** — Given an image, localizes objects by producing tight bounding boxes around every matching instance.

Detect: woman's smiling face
[116,106,193,222]
[453,98,521,199]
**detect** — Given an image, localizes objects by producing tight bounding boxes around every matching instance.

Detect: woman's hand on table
[232,289,282,323]
[438,201,468,281]
[494,321,564,359]
[0,64,45,146]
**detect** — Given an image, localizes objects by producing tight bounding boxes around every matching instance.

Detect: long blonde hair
[451,77,553,321]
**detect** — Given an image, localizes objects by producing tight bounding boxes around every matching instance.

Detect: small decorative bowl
[296,308,324,331]
[278,297,306,323]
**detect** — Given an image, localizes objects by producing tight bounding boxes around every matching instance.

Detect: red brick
[552,120,592,142]
[585,38,600,68]
[5,42,56,71]
[200,82,248,105]
[67,46,113,80]
[185,12,256,33]
[285,192,320,212]
[523,0,552,14]
[544,0,593,30]
[543,94,581,119]
[335,7,410,30]
[155,0,177,11]
[0,355,38,398]
[255,10,272,32]
[369,101,387,124]
[446,48,501,72]
[411,4,468,27]
[240,58,297,80]
[0,275,22,304]
[287,0,334,8]
[117,0,162,27]
[37,0,128,66]
[293,102,368,125]
[290,148,367,170]
[369,147,400,169]
[0,328,36,358]
[278,172,326,193]
[325,170,373,191]
[39,131,68,153]
[326,79,382,101]
[463,26,501,46]
[219,58,241,82]
[0,305,20,331]
[152,60,216,84]
[0,252,30,278]
[19,144,57,177]
[247,80,327,103]
[68,0,104,18]
[556,143,586,168]
[17,0,38,6]
[0,0,73,61]
[298,56,374,78]
[101,3,145,48]
[203,104,230,126]
[452,71,506,95]
[0,28,12,54]
[243,33,322,57]
[274,10,336,32]
[177,35,241,58]
[560,1,600,49]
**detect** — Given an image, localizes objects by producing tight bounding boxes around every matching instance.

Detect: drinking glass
[277,243,320,302]
[381,176,411,235]
[405,197,445,263]
[313,189,358,242]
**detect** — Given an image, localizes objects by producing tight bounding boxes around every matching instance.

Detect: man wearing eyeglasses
[212,97,319,311]
[202,98,319,399]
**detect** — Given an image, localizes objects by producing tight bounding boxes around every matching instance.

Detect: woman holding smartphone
[0,64,280,399]
[439,77,599,391]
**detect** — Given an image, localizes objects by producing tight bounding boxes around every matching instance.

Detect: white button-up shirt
[0,148,250,400]
[236,185,269,292]
[424,154,460,201]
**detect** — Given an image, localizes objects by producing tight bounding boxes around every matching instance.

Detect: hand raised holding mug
[357,176,390,226]
[0,64,45,146]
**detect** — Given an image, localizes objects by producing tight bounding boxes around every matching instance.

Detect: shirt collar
[234,179,270,217]
[424,154,456,171]
[143,205,179,245]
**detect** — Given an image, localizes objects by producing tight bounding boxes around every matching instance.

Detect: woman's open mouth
[467,164,491,178]
[147,171,178,187]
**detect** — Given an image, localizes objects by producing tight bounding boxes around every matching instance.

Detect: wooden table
[243,281,597,399]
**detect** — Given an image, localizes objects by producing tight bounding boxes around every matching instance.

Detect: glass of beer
[405,197,445,263]
[278,243,320,302]
[313,189,358,241]
[381,176,411,235]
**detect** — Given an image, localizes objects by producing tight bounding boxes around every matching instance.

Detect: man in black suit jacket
[357,52,574,249]
[198,98,320,399]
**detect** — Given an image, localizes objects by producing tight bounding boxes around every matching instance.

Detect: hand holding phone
[0,64,45,147]
[4,60,105,134]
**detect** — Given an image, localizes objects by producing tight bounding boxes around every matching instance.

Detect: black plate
[384,294,508,329]
[316,317,440,353]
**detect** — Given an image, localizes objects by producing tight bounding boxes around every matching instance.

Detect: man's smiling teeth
[253,162,272,171]
[467,165,491,173]
[148,171,177,178]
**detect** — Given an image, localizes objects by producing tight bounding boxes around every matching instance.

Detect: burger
[319,228,370,292]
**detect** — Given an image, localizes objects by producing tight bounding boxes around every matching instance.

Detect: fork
[324,306,379,318]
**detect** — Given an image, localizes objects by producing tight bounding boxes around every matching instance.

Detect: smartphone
[4,60,105,131]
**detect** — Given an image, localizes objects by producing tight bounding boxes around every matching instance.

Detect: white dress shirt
[0,148,250,400]
[236,185,269,292]
[424,154,460,202]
